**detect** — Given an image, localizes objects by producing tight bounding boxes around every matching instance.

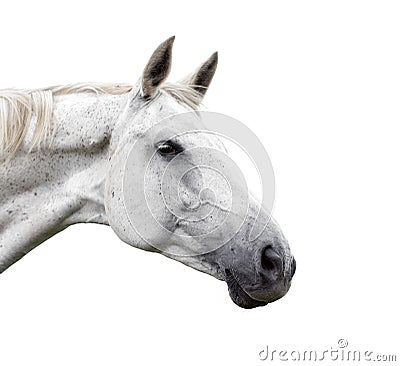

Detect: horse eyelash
[156,140,184,155]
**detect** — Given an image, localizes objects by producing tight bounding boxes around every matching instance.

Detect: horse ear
[182,52,218,97]
[141,36,175,98]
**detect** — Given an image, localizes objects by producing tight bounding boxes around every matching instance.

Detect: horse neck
[0,92,128,272]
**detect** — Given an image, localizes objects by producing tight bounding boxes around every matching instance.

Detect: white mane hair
[0,82,201,159]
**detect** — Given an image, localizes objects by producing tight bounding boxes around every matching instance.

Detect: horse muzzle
[223,244,296,309]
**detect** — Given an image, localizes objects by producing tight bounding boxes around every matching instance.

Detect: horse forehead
[131,108,220,148]
[180,131,226,151]
[142,93,190,124]
[125,97,185,135]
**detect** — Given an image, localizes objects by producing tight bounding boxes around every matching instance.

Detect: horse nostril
[260,246,283,277]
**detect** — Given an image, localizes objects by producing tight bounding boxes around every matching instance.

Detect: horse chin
[224,269,267,309]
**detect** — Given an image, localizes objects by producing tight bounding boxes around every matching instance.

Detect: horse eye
[157,141,181,156]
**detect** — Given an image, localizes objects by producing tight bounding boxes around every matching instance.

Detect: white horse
[0,37,295,308]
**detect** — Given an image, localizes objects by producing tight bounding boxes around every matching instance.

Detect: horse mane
[0,82,201,158]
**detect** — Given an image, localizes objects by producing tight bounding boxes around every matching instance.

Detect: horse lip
[224,268,267,309]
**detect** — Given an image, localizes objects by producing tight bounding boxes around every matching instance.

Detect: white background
[1,1,399,365]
